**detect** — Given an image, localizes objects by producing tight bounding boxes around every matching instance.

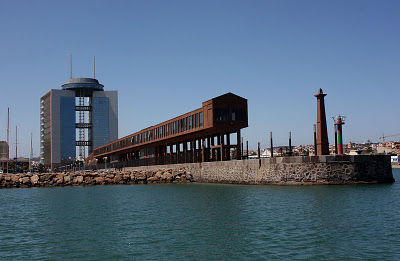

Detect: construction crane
[379,133,400,143]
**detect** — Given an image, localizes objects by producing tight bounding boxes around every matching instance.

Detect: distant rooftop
[61,77,104,92]
[65,78,100,84]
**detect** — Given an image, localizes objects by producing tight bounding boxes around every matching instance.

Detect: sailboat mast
[29,133,32,172]
[15,126,17,173]
[7,108,9,174]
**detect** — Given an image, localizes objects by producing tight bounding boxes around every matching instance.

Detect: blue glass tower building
[40,78,118,166]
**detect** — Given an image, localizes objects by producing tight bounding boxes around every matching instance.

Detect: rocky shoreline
[0,168,194,189]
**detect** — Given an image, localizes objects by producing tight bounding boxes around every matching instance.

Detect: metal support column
[236,131,241,160]
[270,132,274,158]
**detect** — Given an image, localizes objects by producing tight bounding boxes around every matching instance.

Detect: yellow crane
[379,133,400,143]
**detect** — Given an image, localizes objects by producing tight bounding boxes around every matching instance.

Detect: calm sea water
[1,170,399,260]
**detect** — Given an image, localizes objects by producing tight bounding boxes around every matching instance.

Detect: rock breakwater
[0,168,194,189]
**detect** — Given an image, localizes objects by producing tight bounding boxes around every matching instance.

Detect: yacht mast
[29,133,33,172]
[15,126,17,173]
[7,108,9,174]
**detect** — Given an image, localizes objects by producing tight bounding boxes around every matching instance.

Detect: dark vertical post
[177,143,180,164]
[156,145,159,165]
[199,139,201,162]
[241,137,243,160]
[289,131,292,156]
[246,141,248,159]
[15,126,17,173]
[313,124,317,156]
[201,138,205,163]
[314,88,329,155]
[167,144,170,164]
[236,131,241,160]
[258,142,261,168]
[184,141,187,163]
[221,133,224,161]
[204,137,206,161]
[156,146,159,165]
[209,136,212,161]
[270,132,274,158]
[222,133,226,161]
[228,131,231,160]
[192,140,195,163]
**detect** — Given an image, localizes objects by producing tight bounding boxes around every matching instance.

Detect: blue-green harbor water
[1,170,399,260]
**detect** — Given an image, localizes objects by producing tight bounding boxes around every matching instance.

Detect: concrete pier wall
[0,155,394,188]
[126,155,394,184]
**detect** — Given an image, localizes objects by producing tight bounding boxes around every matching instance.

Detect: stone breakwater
[0,168,194,189]
[0,155,394,188]
[125,155,395,185]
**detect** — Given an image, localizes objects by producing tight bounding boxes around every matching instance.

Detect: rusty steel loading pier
[87,93,248,168]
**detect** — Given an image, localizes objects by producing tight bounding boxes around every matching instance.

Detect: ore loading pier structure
[87,93,248,168]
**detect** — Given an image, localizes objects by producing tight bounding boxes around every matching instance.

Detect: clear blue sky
[1,0,399,158]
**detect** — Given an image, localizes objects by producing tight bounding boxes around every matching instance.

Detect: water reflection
[0,171,399,260]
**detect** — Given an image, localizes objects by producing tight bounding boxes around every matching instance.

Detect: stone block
[73,176,84,184]
[304,156,312,163]
[21,177,30,184]
[56,174,64,184]
[11,175,19,182]
[84,176,93,184]
[64,176,71,183]
[155,171,163,179]
[275,157,283,164]
[332,155,350,162]
[106,173,115,179]
[94,177,104,184]
[352,155,372,163]
[280,157,288,163]
[30,175,39,185]
[113,175,123,183]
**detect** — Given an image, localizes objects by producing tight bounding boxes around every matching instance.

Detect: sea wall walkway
[125,155,394,184]
[0,155,394,188]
